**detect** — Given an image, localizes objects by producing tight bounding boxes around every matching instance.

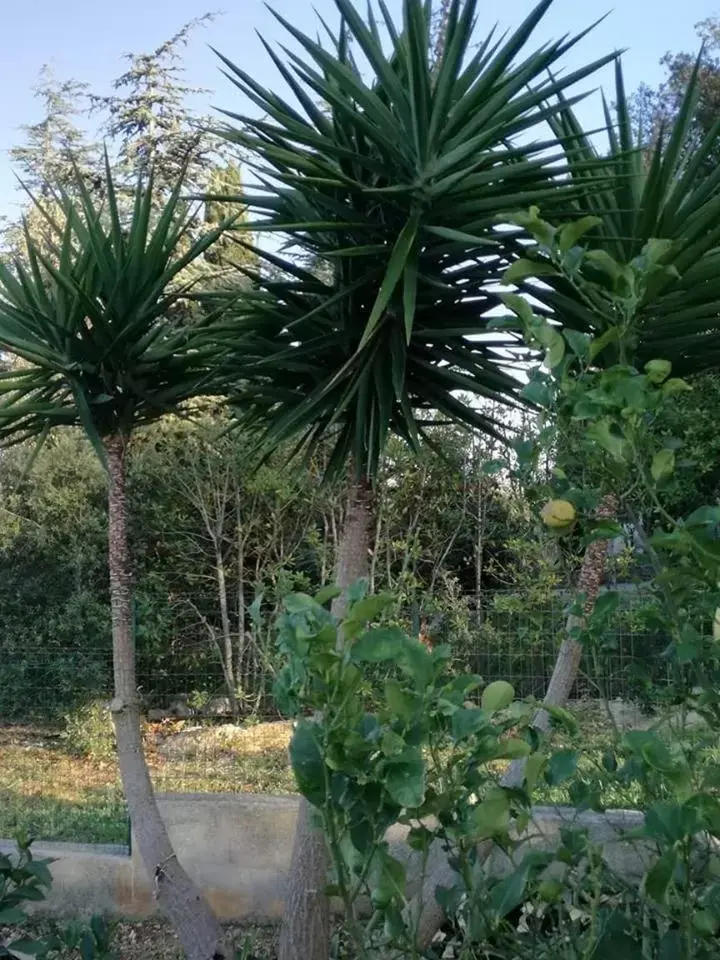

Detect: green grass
[0,722,295,845]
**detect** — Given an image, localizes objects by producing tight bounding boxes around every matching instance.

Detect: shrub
[62,701,115,761]
[0,836,53,959]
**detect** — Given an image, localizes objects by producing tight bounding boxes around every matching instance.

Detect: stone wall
[0,794,647,922]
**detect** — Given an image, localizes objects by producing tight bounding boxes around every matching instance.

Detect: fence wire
[0,588,674,845]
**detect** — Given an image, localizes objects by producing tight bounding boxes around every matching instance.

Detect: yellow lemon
[541,499,576,531]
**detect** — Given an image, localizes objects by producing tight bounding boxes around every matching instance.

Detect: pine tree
[94,14,223,193]
[2,66,100,259]
[204,162,252,269]
[10,65,99,196]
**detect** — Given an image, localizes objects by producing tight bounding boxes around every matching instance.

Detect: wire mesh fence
[0,587,673,845]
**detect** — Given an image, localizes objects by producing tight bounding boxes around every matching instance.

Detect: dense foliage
[0,418,535,719]
[269,214,720,959]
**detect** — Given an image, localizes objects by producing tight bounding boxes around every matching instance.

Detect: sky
[0,0,717,220]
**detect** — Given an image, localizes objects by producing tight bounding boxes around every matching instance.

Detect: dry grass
[4,708,718,846]
[154,720,292,759]
[0,720,295,845]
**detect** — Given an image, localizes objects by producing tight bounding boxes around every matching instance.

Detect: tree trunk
[215,547,240,718]
[277,473,373,960]
[105,435,229,960]
[412,492,620,949]
[475,466,486,628]
[503,492,620,785]
[236,487,246,695]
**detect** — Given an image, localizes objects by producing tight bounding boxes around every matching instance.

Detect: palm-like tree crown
[215,0,615,477]
[0,160,233,458]
[523,59,720,373]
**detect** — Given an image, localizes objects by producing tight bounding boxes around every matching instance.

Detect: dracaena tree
[533,57,720,371]
[213,0,614,957]
[494,55,720,777]
[0,162,234,960]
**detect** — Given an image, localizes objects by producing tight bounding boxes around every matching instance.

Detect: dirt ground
[1,919,278,960]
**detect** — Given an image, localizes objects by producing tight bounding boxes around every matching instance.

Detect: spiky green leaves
[0,159,234,460]
[216,0,616,478]
[531,56,720,374]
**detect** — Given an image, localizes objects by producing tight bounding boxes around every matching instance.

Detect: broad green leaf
[384,679,416,720]
[559,215,602,253]
[692,910,718,936]
[592,928,640,959]
[586,419,627,460]
[524,752,545,793]
[495,738,531,760]
[7,942,46,957]
[23,860,53,887]
[490,862,530,917]
[563,328,591,358]
[546,704,578,734]
[351,627,406,663]
[473,787,510,838]
[643,800,699,842]
[397,639,433,690]
[644,358,672,383]
[451,707,488,741]
[284,593,316,614]
[651,448,675,482]
[521,378,552,407]
[500,293,535,326]
[662,377,692,395]
[384,746,425,808]
[584,248,623,281]
[314,585,342,605]
[685,505,720,528]
[591,591,620,622]
[369,849,406,907]
[545,331,565,368]
[486,314,522,331]
[381,730,405,757]
[289,720,326,806]
[546,749,578,786]
[481,680,515,712]
[347,592,394,624]
[0,907,28,925]
[503,258,556,284]
[644,848,677,904]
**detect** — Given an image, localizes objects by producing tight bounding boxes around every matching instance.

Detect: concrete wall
[0,795,647,922]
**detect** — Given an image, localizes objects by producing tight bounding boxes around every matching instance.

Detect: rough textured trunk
[105,435,229,960]
[277,473,373,960]
[236,488,246,694]
[412,492,620,949]
[331,475,373,615]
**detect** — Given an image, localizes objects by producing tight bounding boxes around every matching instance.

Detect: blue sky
[0,0,717,218]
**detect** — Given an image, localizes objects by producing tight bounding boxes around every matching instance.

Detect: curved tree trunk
[503,492,620,784]
[105,435,229,960]
[277,473,373,960]
[412,492,620,949]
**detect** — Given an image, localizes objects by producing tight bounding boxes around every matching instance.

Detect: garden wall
[0,794,648,922]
